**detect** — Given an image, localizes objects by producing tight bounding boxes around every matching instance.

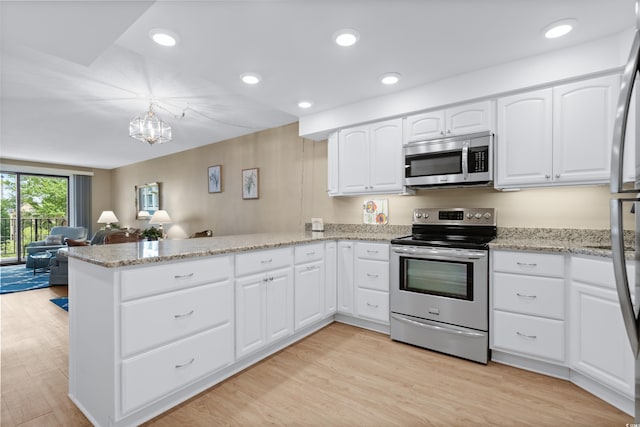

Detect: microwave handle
[462,141,469,180]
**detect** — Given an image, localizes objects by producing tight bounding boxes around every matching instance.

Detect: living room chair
[26,226,87,268]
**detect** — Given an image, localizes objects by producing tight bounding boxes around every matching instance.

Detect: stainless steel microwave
[403,131,493,188]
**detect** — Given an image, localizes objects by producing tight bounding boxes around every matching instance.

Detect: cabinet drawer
[493,310,565,363]
[121,325,234,414]
[572,255,634,290]
[492,251,564,277]
[355,259,389,292]
[236,247,292,277]
[121,256,232,301]
[294,243,324,264]
[493,272,564,319]
[355,242,389,261]
[121,281,233,357]
[356,288,389,323]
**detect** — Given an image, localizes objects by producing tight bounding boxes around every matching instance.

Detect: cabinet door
[236,274,266,359]
[337,241,355,315]
[294,261,325,331]
[325,242,337,316]
[446,101,492,135]
[265,267,294,343]
[570,281,634,398]
[338,125,370,194]
[327,132,339,196]
[496,89,553,188]
[553,75,618,184]
[368,118,403,193]
[403,110,445,143]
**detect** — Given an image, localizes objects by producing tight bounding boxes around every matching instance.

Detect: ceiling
[0,0,636,170]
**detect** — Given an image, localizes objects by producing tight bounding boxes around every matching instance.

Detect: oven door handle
[391,314,485,338]
[392,246,486,260]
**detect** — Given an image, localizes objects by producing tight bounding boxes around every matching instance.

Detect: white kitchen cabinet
[354,242,390,324]
[491,250,566,364]
[325,241,337,316]
[294,243,325,331]
[235,248,294,359]
[570,255,634,399]
[337,241,355,315]
[495,75,619,189]
[69,255,235,427]
[327,132,339,196]
[495,89,553,187]
[403,101,492,143]
[337,118,403,195]
[552,75,618,184]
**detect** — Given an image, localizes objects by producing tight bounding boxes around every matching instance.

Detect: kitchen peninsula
[64,228,404,427]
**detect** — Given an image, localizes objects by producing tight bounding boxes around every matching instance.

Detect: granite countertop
[62,228,409,268]
[489,227,635,259]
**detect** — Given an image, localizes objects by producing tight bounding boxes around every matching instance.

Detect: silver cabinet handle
[306,251,315,256]
[174,273,194,279]
[175,358,195,369]
[366,273,379,278]
[174,309,194,319]
[545,174,550,179]
[306,266,317,271]
[611,29,640,193]
[366,249,379,254]
[516,331,537,340]
[516,262,537,270]
[516,293,537,299]
[261,259,273,264]
[391,314,485,338]
[366,302,379,308]
[555,173,561,179]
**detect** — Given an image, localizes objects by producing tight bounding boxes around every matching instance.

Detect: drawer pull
[174,273,195,279]
[174,309,195,319]
[367,249,379,254]
[366,273,379,278]
[175,358,195,369]
[516,331,537,340]
[366,302,379,308]
[516,293,537,299]
[516,262,537,270]
[261,259,273,264]
[306,251,315,256]
[306,266,317,271]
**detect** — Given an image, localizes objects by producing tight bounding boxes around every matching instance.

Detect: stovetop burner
[391,208,497,249]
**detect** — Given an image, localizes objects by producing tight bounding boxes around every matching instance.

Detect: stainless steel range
[390,207,497,364]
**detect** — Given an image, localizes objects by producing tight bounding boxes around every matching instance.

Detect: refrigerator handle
[611,29,640,194]
[611,198,640,357]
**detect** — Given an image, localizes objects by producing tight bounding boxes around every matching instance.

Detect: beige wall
[111,122,618,239]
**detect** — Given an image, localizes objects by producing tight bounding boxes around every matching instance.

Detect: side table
[28,251,53,276]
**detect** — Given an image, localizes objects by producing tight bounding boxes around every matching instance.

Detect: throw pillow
[45,235,63,245]
[66,238,89,247]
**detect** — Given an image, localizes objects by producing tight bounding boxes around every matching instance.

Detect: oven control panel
[413,208,496,226]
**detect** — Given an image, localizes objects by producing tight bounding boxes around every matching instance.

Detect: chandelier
[129,103,172,145]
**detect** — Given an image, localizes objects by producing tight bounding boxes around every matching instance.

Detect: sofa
[26,226,88,268]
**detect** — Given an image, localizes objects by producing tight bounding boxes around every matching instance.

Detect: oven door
[390,245,489,331]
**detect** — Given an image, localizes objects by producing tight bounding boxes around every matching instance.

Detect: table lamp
[97,211,119,229]
[149,210,171,236]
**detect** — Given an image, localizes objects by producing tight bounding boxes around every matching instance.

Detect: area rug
[50,297,69,312]
[0,265,50,294]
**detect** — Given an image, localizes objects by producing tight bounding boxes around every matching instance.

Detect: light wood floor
[1,284,632,426]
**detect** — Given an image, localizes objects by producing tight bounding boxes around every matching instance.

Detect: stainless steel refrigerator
[611,0,640,421]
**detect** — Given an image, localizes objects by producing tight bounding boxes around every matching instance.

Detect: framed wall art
[208,165,222,193]
[242,168,259,199]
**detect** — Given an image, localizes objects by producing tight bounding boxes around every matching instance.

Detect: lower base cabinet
[570,255,635,400]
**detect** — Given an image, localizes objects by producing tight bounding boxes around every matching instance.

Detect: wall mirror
[135,182,161,219]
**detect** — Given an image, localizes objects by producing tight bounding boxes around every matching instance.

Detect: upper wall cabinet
[495,75,619,189]
[332,118,403,196]
[403,101,493,143]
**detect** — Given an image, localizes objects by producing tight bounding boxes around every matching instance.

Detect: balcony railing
[1,217,67,260]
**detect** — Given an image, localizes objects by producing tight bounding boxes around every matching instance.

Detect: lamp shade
[137,210,151,219]
[97,211,119,224]
[149,210,171,225]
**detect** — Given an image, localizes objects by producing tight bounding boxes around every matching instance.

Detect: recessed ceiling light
[298,101,313,109]
[380,72,401,85]
[149,29,179,47]
[334,29,360,47]
[543,19,576,39]
[240,73,262,85]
